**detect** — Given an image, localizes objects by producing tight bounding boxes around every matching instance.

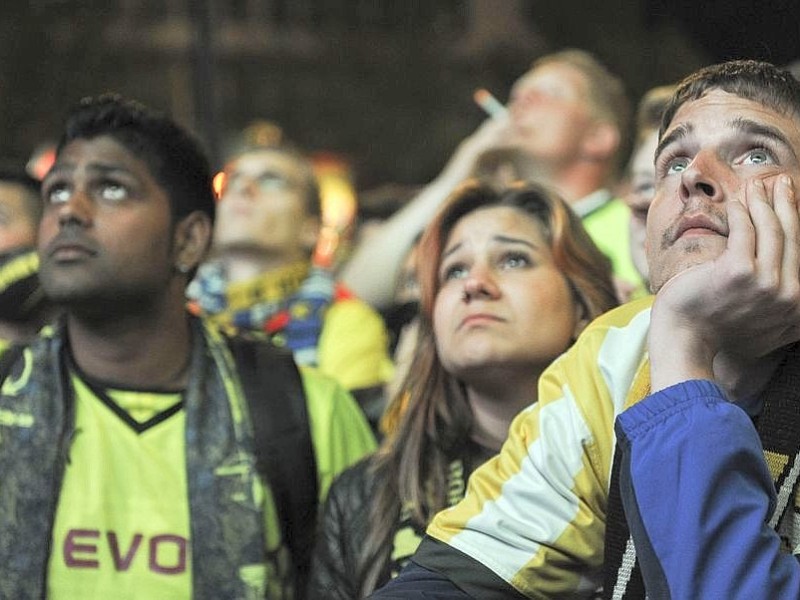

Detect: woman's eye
[501,253,531,269]
[743,149,772,165]
[46,185,71,205]
[666,157,690,175]
[442,263,468,281]
[99,183,128,202]
[633,182,655,198]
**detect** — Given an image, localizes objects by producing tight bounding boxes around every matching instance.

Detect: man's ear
[173,211,212,273]
[581,121,620,162]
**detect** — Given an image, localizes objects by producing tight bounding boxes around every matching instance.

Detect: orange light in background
[313,153,357,229]
[311,152,358,269]
[27,143,57,180]
[212,171,226,200]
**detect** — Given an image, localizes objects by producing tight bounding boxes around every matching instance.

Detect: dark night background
[0,0,798,196]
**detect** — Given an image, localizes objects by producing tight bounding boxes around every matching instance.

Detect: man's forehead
[662,89,796,136]
[52,136,146,172]
[659,90,800,153]
[225,150,300,175]
[514,62,587,97]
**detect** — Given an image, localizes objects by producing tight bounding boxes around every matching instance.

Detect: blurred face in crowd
[215,149,319,263]
[0,181,38,253]
[433,205,582,382]
[646,89,800,291]
[624,128,659,283]
[38,135,178,308]
[508,62,596,165]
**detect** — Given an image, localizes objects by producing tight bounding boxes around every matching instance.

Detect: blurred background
[1,0,798,198]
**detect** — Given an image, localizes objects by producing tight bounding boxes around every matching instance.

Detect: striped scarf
[188,260,338,366]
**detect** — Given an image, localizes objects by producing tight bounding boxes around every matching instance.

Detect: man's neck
[65,288,193,390]
[465,367,541,451]
[214,248,305,284]
[547,161,611,206]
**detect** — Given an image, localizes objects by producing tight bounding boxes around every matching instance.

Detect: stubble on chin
[649,240,720,293]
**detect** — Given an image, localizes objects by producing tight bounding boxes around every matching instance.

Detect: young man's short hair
[58,94,216,225]
[660,60,800,139]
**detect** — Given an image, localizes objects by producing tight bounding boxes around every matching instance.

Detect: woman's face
[433,205,582,381]
[625,128,659,283]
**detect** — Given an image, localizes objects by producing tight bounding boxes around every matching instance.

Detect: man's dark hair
[0,168,42,224]
[661,60,800,138]
[57,94,216,225]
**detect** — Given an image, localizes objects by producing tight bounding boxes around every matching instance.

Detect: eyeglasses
[222,169,302,196]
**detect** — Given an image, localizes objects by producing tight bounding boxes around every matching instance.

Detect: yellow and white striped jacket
[425,296,655,598]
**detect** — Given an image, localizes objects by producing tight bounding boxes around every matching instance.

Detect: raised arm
[340,117,511,310]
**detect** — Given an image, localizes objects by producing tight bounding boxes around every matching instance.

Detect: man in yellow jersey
[372,61,800,598]
[0,95,375,599]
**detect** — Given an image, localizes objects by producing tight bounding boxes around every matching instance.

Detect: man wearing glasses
[188,129,392,429]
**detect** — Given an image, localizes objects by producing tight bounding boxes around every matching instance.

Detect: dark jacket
[309,440,496,599]
[308,457,383,599]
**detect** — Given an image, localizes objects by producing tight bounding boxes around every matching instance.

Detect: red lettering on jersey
[107,532,143,571]
[149,534,187,575]
[62,529,188,574]
[64,529,100,568]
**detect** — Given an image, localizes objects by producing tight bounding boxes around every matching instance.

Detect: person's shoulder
[591,195,630,217]
[298,365,374,435]
[327,284,383,321]
[317,283,394,389]
[298,364,341,397]
[585,295,653,332]
[543,296,652,396]
[321,283,388,341]
[581,196,631,232]
[327,455,378,501]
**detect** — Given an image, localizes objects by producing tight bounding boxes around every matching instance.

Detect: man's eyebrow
[44,161,132,178]
[86,162,134,175]
[655,122,693,161]
[730,117,798,162]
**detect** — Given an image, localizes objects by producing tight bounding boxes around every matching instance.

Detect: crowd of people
[1,48,800,600]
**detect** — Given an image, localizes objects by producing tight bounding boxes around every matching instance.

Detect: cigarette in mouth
[473,88,508,119]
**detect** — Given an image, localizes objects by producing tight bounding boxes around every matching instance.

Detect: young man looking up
[188,136,393,426]
[0,96,375,599]
[372,60,800,599]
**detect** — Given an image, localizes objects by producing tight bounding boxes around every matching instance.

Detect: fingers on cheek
[749,178,771,208]
[762,174,796,206]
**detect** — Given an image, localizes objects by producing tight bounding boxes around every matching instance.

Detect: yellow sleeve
[300,367,378,500]
[425,298,653,597]
[316,298,394,391]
